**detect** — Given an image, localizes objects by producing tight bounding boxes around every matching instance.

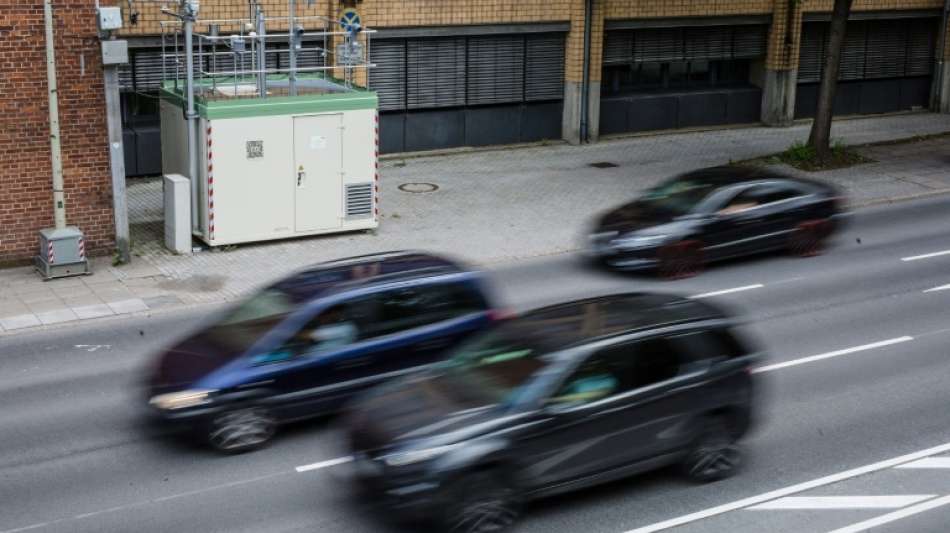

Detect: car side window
[717,188,762,215]
[252,301,374,365]
[548,353,621,407]
[363,282,486,338]
[757,184,803,205]
[667,328,746,373]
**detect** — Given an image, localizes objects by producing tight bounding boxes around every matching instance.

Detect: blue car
[144,251,499,453]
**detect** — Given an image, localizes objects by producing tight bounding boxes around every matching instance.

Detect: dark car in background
[346,292,759,532]
[144,251,499,453]
[587,166,846,278]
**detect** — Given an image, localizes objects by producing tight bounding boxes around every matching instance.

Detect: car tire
[681,417,742,483]
[788,219,831,257]
[658,240,704,280]
[207,407,276,454]
[442,470,521,533]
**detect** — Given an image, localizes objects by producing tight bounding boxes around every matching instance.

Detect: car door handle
[736,217,762,225]
[336,356,372,370]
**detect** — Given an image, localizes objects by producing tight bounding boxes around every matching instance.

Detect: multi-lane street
[2,195,950,533]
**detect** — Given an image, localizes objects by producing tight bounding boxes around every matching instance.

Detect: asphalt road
[2,196,950,533]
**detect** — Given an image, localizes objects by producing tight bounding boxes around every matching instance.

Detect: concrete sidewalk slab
[1,112,948,336]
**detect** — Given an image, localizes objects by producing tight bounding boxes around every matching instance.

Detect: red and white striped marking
[207,126,215,241]
[373,112,379,218]
[77,236,85,260]
[47,240,55,264]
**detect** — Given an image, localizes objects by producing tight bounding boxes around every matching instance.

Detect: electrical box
[101,40,129,65]
[164,174,192,254]
[97,7,123,31]
[34,227,91,280]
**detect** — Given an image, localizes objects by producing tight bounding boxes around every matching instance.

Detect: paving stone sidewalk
[2,112,949,334]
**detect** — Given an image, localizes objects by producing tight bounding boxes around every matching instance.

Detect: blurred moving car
[587,166,846,278]
[346,292,759,532]
[145,251,499,453]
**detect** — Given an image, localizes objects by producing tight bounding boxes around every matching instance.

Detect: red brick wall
[0,0,114,264]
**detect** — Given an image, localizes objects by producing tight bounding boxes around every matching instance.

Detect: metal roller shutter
[838,21,866,81]
[684,26,733,60]
[467,35,525,105]
[864,20,906,79]
[905,19,936,76]
[406,37,467,109]
[798,23,825,83]
[369,39,406,111]
[733,24,769,58]
[633,28,684,62]
[603,30,634,65]
[525,33,565,101]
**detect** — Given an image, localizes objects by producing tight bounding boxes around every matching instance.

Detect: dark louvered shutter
[369,39,406,111]
[837,21,866,81]
[134,49,168,91]
[684,26,732,60]
[733,24,769,58]
[905,18,936,76]
[406,37,466,109]
[467,35,525,105]
[797,23,825,83]
[603,30,634,65]
[633,28,684,62]
[525,33,565,101]
[864,20,906,79]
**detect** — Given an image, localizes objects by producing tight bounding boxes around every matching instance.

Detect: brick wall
[0,0,113,264]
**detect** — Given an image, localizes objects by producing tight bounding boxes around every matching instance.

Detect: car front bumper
[349,452,446,522]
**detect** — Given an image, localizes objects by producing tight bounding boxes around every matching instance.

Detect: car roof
[515,292,730,351]
[677,166,834,193]
[269,251,470,303]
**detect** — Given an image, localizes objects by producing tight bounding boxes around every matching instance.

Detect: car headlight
[149,389,217,410]
[611,234,669,249]
[382,443,460,467]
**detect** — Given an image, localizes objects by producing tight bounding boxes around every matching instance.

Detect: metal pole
[932,0,950,112]
[289,0,297,96]
[183,1,199,232]
[103,65,131,263]
[580,0,593,144]
[257,4,267,97]
[43,0,66,230]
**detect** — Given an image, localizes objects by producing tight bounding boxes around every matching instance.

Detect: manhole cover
[398,182,439,193]
[590,161,619,169]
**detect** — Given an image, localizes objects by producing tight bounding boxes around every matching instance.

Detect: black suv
[345,292,759,532]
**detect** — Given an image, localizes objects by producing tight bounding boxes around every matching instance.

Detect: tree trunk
[807,0,854,162]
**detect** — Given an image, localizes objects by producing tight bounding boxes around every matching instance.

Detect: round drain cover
[398,182,439,193]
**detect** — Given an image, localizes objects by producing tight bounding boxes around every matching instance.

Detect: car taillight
[830,195,845,211]
[488,308,516,321]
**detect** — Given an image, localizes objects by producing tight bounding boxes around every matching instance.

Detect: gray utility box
[35,227,91,280]
[164,174,192,254]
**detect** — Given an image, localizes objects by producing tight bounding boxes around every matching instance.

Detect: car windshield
[438,323,558,407]
[204,289,295,353]
[637,178,718,216]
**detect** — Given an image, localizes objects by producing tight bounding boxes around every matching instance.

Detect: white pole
[183,1,199,232]
[43,0,66,230]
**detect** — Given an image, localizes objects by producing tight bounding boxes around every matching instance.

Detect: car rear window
[668,328,747,365]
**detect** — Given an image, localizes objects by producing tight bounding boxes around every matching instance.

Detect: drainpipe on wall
[580,0,593,143]
[933,0,950,112]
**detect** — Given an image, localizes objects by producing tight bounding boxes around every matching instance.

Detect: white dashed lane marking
[747,495,935,511]
[901,249,950,262]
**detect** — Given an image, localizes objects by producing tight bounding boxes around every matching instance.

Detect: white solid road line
[895,457,950,469]
[901,249,950,262]
[752,336,914,373]
[747,495,935,511]
[826,494,950,533]
[923,283,950,293]
[295,456,352,473]
[623,440,950,533]
[690,284,764,299]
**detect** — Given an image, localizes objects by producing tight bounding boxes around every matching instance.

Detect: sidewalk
[2,112,949,334]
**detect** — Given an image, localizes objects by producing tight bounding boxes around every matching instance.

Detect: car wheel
[658,240,704,280]
[681,417,742,483]
[788,219,831,257]
[443,471,521,533]
[207,407,276,454]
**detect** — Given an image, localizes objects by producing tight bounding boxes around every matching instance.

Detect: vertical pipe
[103,65,130,263]
[289,0,297,96]
[580,0,592,144]
[932,0,950,111]
[257,4,267,97]
[43,0,66,229]
[184,5,199,232]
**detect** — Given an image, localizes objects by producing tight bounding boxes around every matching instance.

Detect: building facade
[0,0,114,264]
